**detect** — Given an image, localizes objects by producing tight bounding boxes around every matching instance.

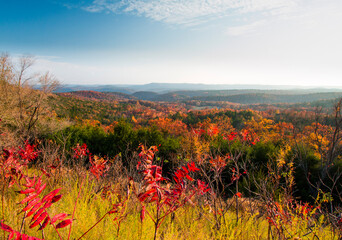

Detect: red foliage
[89,156,109,179]
[136,144,209,233]
[1,142,40,187]
[197,180,210,195]
[209,155,229,174]
[73,143,89,159]
[223,129,259,145]
[192,121,219,137]
[18,141,39,162]
[235,192,242,198]
[223,131,237,141]
[1,221,43,240]
[15,175,71,232]
[56,219,72,229]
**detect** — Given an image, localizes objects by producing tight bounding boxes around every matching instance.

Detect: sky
[1,0,342,87]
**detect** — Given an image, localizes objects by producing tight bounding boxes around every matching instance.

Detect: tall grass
[1,169,340,239]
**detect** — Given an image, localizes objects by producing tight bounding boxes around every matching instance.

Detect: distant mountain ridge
[55,83,342,94]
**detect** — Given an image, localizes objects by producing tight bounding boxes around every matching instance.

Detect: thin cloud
[81,0,299,25]
[226,20,267,36]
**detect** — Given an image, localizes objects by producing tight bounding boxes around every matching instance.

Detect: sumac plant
[0,142,72,240]
[135,145,210,240]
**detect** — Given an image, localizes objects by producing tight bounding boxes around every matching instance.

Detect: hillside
[58,90,136,101]
[191,92,342,104]
[131,90,342,104]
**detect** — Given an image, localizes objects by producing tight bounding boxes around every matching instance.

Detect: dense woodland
[1,55,342,239]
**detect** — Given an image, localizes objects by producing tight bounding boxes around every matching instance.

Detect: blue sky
[1,0,342,86]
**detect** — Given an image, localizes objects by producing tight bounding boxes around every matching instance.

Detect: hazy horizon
[54,82,342,94]
[59,82,342,89]
[1,0,342,86]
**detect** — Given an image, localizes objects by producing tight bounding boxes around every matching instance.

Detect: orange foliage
[149,117,188,136]
[81,119,101,127]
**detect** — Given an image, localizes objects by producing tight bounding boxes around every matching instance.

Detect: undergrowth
[1,173,338,240]
[1,143,341,240]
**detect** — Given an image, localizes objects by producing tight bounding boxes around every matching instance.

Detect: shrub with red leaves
[18,141,39,162]
[223,129,259,145]
[0,140,72,240]
[73,143,89,160]
[17,175,72,231]
[89,156,109,179]
[135,145,209,240]
[1,142,39,188]
[0,173,71,239]
[209,156,229,175]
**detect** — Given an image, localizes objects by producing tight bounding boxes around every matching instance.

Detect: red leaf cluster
[136,145,209,226]
[240,129,259,145]
[209,156,229,174]
[18,176,71,231]
[223,131,237,141]
[223,129,259,145]
[0,221,43,240]
[89,156,109,179]
[1,142,39,187]
[18,141,39,162]
[173,162,199,184]
[196,180,210,195]
[73,143,89,159]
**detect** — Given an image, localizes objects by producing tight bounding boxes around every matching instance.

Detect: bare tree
[0,53,60,143]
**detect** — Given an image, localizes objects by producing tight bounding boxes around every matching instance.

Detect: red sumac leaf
[20,193,38,205]
[26,202,43,218]
[185,175,193,181]
[138,188,156,202]
[34,178,42,191]
[21,233,28,240]
[36,183,46,195]
[38,216,50,231]
[108,209,118,214]
[8,231,16,240]
[149,194,158,203]
[56,219,72,229]
[51,213,68,224]
[0,221,13,232]
[42,188,61,202]
[18,188,35,194]
[13,232,21,240]
[188,162,199,172]
[182,166,189,174]
[21,197,40,212]
[51,195,62,203]
[31,208,45,223]
[42,201,52,210]
[23,177,36,188]
[30,212,47,229]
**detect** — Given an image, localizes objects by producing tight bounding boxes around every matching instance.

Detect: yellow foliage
[277,145,291,168]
